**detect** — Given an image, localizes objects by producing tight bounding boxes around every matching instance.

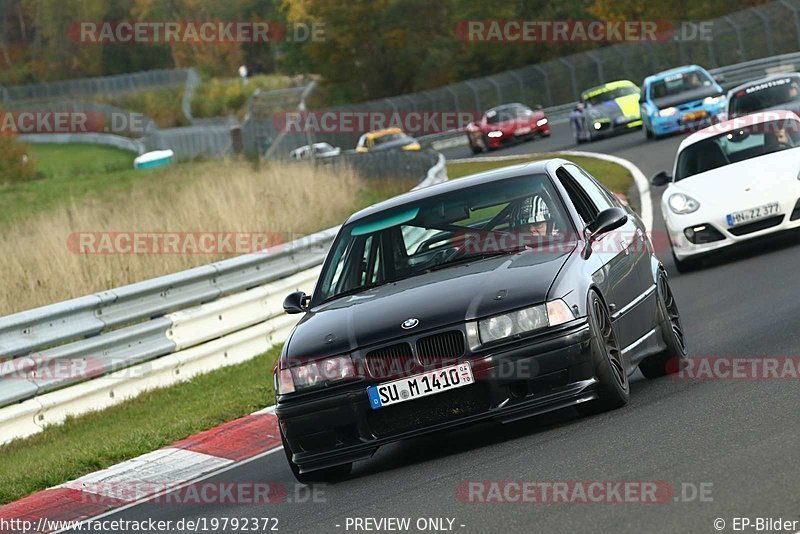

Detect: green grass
[0,148,420,504]
[0,144,157,227]
[446,154,635,210]
[0,346,280,505]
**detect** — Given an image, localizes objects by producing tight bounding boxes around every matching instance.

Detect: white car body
[289,142,341,160]
[662,110,800,261]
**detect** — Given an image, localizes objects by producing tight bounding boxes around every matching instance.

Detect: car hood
[670,149,800,207]
[587,94,640,120]
[489,114,541,132]
[284,244,576,362]
[652,85,721,110]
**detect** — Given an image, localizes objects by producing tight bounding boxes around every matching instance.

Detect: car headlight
[478,300,575,345]
[277,354,357,394]
[703,95,725,106]
[593,121,602,130]
[487,131,503,138]
[658,107,678,117]
[536,118,548,126]
[668,193,701,214]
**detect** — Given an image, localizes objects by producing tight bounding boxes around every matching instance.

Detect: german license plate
[682,110,708,122]
[514,127,531,136]
[726,202,781,227]
[367,363,473,410]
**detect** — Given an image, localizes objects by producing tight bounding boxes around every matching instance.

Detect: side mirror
[713,73,726,84]
[583,207,628,259]
[650,170,672,186]
[283,291,310,314]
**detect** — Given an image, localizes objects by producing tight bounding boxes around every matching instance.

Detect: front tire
[577,291,630,415]
[639,270,687,379]
[281,429,352,484]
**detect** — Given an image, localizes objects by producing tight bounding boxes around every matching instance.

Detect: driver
[515,194,553,239]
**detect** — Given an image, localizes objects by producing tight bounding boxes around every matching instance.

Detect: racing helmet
[516,194,551,227]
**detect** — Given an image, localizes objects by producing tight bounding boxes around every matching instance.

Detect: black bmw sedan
[275,158,686,482]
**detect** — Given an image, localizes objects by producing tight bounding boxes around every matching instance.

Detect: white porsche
[651,110,800,272]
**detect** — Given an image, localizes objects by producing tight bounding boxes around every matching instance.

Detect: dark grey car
[276,159,687,483]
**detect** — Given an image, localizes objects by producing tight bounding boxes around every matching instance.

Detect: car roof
[643,65,706,85]
[726,72,800,97]
[677,109,800,151]
[581,79,637,98]
[345,159,562,223]
[366,127,404,138]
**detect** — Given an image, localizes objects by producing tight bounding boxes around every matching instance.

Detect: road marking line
[52,446,285,534]
[60,448,233,501]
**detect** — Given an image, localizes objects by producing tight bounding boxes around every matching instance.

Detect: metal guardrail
[0,153,448,443]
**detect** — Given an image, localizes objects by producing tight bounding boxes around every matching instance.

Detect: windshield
[373,132,406,145]
[729,78,800,117]
[315,175,573,304]
[650,69,714,99]
[486,105,532,124]
[675,119,800,180]
[583,86,639,106]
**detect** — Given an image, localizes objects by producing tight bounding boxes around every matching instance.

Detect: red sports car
[466,103,550,153]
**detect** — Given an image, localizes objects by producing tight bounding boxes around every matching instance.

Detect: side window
[556,167,598,225]
[563,164,614,212]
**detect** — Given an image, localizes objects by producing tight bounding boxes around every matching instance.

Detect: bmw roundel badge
[401,318,419,329]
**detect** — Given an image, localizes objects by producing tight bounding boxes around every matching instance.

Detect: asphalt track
[71,123,800,534]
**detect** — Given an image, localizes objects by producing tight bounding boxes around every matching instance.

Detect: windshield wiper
[319,284,380,305]
[429,246,527,272]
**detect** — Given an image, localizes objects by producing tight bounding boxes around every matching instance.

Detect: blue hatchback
[640,65,726,140]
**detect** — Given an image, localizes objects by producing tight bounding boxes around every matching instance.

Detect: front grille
[416,330,466,367]
[728,215,784,236]
[366,383,487,437]
[365,343,415,379]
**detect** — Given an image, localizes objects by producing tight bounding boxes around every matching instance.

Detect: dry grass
[0,159,370,315]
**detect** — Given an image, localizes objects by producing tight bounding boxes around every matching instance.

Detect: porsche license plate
[367,363,473,409]
[726,202,781,227]
[681,110,708,122]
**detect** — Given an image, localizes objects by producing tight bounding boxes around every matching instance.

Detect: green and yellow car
[569,80,642,143]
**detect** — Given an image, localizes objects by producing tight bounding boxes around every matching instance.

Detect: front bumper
[649,104,724,136]
[486,124,547,148]
[276,321,594,473]
[666,199,800,261]
[590,117,642,137]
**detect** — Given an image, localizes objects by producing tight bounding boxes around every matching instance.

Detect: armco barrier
[0,153,447,444]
